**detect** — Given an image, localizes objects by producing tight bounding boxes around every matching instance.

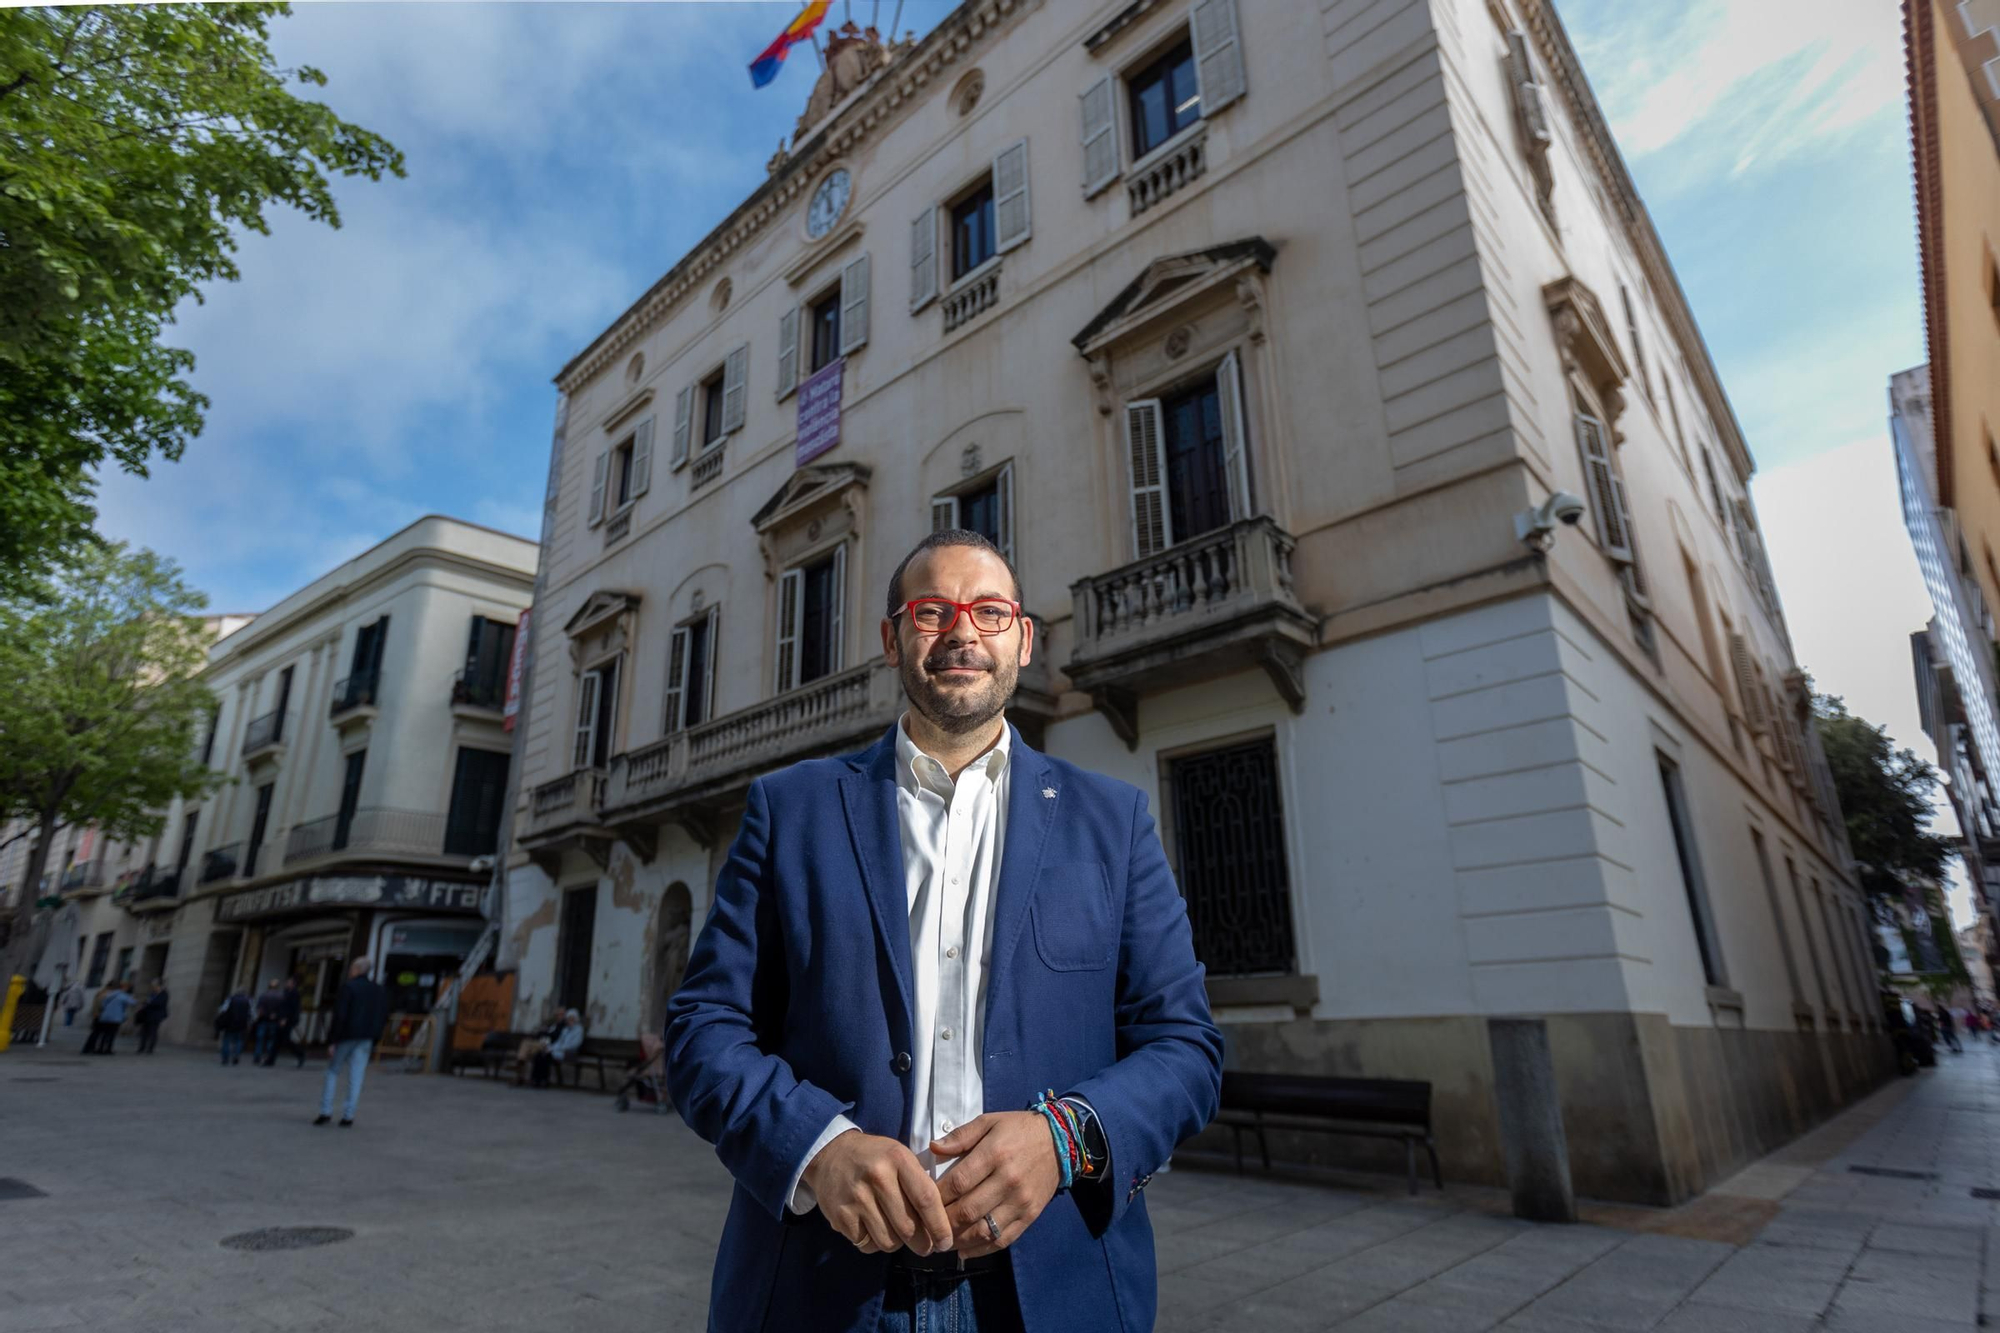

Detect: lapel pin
[1042,787,1058,800]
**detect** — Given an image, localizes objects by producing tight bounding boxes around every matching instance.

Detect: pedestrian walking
[135,980,169,1054]
[316,957,388,1127]
[59,978,85,1028]
[1940,1005,1964,1053]
[80,983,113,1054]
[263,975,305,1068]
[252,980,284,1065]
[90,982,134,1056]
[215,986,252,1065]
[666,532,1223,1333]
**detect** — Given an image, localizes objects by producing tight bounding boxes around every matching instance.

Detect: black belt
[887,1249,1009,1277]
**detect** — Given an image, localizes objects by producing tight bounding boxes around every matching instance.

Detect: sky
[91,0,1949,902]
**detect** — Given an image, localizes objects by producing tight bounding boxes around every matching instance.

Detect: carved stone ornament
[1163,326,1192,360]
[807,516,824,542]
[691,589,705,612]
[961,443,983,477]
[1087,352,1115,417]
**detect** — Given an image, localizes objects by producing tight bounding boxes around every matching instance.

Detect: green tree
[0,5,402,588]
[0,543,224,981]
[1814,695,1956,900]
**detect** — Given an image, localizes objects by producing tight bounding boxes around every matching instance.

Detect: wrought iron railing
[284,807,448,864]
[201,843,241,886]
[1127,123,1207,215]
[61,860,106,891]
[330,668,381,717]
[241,708,284,755]
[128,864,184,903]
[451,668,506,711]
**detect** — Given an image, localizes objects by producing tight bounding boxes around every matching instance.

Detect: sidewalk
[0,1037,1992,1331]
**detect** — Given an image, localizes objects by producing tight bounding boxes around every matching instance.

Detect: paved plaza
[1,1035,1997,1331]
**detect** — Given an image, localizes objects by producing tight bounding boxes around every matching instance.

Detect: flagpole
[889,0,905,41]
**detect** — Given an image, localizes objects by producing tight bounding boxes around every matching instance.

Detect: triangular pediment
[751,462,872,533]
[563,588,642,639]
[1072,237,1276,354]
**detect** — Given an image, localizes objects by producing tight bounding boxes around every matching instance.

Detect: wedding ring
[983,1213,1001,1243]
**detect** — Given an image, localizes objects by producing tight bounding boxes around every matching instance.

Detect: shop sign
[216,876,482,923]
[795,357,843,467]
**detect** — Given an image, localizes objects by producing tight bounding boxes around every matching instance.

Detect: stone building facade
[505,0,1887,1203]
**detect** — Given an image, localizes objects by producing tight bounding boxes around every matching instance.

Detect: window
[245,783,274,879]
[810,288,842,374]
[113,947,133,983]
[86,932,112,987]
[1785,856,1834,1015]
[614,439,636,508]
[1619,284,1650,402]
[1123,351,1252,558]
[339,617,389,711]
[701,369,726,447]
[457,616,517,710]
[200,703,220,766]
[932,462,1015,563]
[951,180,997,280]
[1700,445,1726,527]
[573,659,620,769]
[1573,403,1653,648]
[444,747,511,857]
[1129,39,1200,159]
[664,605,720,733]
[1657,755,1724,986]
[776,545,848,693]
[1749,828,1804,1011]
[175,810,199,876]
[273,666,294,736]
[556,885,597,1016]
[1168,736,1295,975]
[672,351,744,470]
[334,750,366,852]
[911,148,1026,312]
[588,417,655,524]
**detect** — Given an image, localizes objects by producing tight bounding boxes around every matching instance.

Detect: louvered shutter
[630,417,655,499]
[829,543,848,673]
[1125,399,1172,558]
[1729,634,1767,732]
[663,626,689,734]
[1079,74,1119,195]
[1190,0,1246,115]
[588,452,608,526]
[671,385,692,471]
[910,207,938,312]
[840,252,871,355]
[775,569,801,693]
[573,671,599,769]
[1218,350,1253,521]
[700,606,719,727]
[996,462,1015,563]
[1608,467,1647,598]
[932,495,958,532]
[1504,30,1551,147]
[1575,414,1631,562]
[777,305,800,400]
[722,343,749,435]
[994,140,1031,253]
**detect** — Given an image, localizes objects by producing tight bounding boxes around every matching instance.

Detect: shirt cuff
[785,1114,862,1215]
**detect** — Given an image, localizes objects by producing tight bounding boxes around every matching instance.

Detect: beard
[898,641,1019,735]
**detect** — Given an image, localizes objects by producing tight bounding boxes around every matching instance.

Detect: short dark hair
[886,530,1023,620]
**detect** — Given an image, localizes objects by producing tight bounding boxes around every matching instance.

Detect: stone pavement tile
[1824,1313,1978,1333]
[1869,1219,1984,1258]
[1828,1246,1981,1327]
[1156,1226,1260,1273]
[1679,1240,1850,1317]
[1509,1234,1734,1332]
[1649,1300,1817,1333]
[1752,1204,1875,1253]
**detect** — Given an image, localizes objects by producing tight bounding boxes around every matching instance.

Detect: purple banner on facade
[796,357,844,467]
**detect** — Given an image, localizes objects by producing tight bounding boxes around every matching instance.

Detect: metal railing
[125,864,184,903]
[284,807,448,865]
[61,860,105,891]
[1071,515,1300,654]
[201,843,241,886]
[451,668,506,711]
[241,708,284,755]
[330,668,381,718]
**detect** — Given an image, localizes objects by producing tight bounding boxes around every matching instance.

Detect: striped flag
[749,1,832,89]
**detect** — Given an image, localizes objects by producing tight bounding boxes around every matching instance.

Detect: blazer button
[893,1051,912,1075]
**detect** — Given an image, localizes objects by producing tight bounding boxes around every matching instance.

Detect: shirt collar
[896,714,1011,795]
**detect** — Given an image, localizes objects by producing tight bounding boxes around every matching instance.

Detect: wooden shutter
[829,543,848,673]
[910,207,938,312]
[777,305,800,400]
[994,140,1031,253]
[722,343,749,435]
[588,452,608,526]
[775,568,801,693]
[572,671,599,769]
[1125,399,1172,558]
[671,384,692,471]
[841,252,871,355]
[997,462,1015,563]
[1217,350,1252,521]
[630,416,655,498]
[1190,0,1246,115]
[1504,29,1551,147]
[931,495,958,532]
[1575,413,1631,562]
[1729,634,1767,732]
[1609,467,1647,597]
[700,605,720,727]
[663,626,689,735]
[1079,74,1119,194]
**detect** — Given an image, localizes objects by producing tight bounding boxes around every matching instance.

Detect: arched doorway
[645,883,693,1039]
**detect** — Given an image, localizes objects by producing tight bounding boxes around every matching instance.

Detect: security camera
[1515,491,1588,552]
[469,855,495,874]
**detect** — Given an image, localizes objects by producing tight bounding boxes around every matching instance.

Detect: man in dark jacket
[315,957,388,1126]
[263,975,305,1068]
[252,980,285,1065]
[135,980,169,1054]
[215,987,253,1065]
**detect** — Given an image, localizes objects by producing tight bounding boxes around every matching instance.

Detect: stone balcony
[1067,515,1317,747]
[519,767,612,871]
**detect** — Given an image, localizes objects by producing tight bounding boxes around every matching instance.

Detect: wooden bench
[552,1037,642,1091]
[452,1030,532,1079]
[1217,1071,1442,1195]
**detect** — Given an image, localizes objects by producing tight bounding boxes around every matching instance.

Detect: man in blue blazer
[667,530,1224,1333]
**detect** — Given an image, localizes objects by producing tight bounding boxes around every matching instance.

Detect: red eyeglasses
[893,598,1022,634]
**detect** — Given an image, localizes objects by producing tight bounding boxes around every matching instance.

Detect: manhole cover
[0,1179,48,1200]
[220,1226,354,1252]
[1848,1165,1936,1181]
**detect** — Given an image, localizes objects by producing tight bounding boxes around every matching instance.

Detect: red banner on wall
[503,609,531,732]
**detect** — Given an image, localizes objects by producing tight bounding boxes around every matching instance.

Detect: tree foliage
[0,5,402,588]
[0,543,224,970]
[1814,695,1956,899]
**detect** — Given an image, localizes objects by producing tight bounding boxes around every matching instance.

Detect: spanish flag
[749,1,831,89]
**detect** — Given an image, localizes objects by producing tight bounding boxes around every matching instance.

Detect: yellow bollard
[0,975,23,1054]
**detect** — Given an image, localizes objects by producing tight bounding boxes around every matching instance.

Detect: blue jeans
[878,1267,1025,1333]
[219,1031,243,1064]
[320,1039,372,1119]
[254,1021,276,1063]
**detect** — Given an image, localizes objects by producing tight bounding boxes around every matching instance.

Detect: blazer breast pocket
[1031,861,1116,972]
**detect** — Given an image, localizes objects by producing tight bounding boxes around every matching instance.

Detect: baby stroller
[613,1032,671,1114]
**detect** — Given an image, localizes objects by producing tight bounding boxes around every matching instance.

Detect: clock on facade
[806,168,851,239]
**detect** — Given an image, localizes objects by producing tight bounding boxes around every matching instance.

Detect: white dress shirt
[787,716,1010,1213]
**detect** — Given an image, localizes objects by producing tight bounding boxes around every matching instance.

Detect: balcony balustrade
[127,864,183,904]
[240,708,284,757]
[201,843,242,886]
[451,668,507,711]
[1127,124,1207,216]
[284,807,448,865]
[330,668,381,719]
[943,261,1001,333]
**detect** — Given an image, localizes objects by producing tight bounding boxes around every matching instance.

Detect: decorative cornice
[1908,0,1955,509]
[554,0,1038,394]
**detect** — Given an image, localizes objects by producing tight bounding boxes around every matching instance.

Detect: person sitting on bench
[530,1010,585,1088]
[514,1007,568,1085]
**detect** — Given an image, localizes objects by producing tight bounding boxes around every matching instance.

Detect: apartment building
[506,0,1884,1203]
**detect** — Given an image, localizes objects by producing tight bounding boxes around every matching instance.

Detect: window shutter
[630,417,655,498]
[776,569,801,693]
[777,305,800,400]
[1504,29,1551,148]
[588,452,608,526]
[841,252,871,355]
[1190,0,1246,115]
[573,671,599,769]
[722,343,749,435]
[1608,467,1645,596]
[663,626,689,735]
[931,495,959,532]
[1079,74,1119,195]
[994,140,1031,253]
[700,605,720,727]
[997,462,1015,563]
[910,207,938,312]
[829,543,848,673]
[1217,350,1253,521]
[671,384,692,471]
[1124,399,1172,558]
[1574,414,1631,562]
[1729,634,1767,733]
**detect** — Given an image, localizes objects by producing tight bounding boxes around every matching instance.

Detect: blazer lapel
[986,727,1057,1026]
[839,727,914,1043]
